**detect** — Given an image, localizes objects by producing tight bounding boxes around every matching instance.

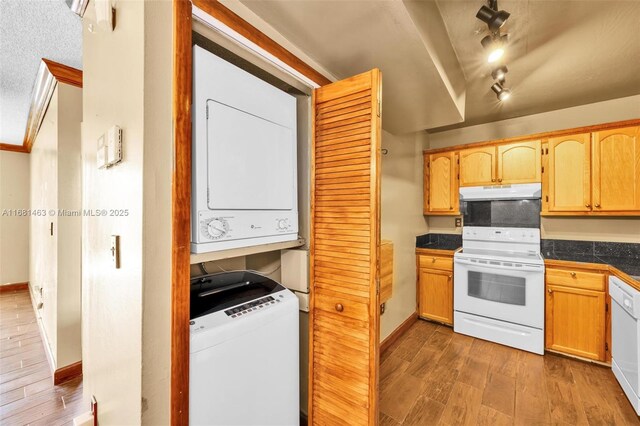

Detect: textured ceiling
[0,0,82,145]
[430,0,640,132]
[237,0,468,135]
[239,0,640,133]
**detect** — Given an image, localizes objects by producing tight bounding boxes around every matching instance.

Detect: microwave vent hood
[459,183,542,201]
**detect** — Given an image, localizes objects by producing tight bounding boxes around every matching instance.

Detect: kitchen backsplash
[541,239,640,259]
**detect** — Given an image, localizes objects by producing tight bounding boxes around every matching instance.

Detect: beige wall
[30,86,59,360]
[0,151,30,285]
[28,83,82,370]
[428,94,640,149]
[82,1,174,424]
[427,95,640,242]
[82,2,144,423]
[380,130,429,339]
[140,2,173,424]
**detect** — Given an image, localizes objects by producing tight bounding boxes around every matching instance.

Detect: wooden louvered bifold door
[309,69,382,425]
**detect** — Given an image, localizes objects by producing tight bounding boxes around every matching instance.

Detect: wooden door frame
[171,1,332,424]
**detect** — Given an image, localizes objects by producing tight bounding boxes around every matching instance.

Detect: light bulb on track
[476,4,510,31]
[491,82,511,101]
[481,34,508,63]
[491,65,508,82]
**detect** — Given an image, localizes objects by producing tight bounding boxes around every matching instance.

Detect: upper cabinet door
[459,147,495,186]
[310,69,381,425]
[425,152,458,214]
[592,126,640,212]
[497,141,542,184]
[547,134,591,212]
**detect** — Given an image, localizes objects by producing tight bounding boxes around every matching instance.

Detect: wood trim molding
[381,312,418,354]
[191,0,332,87]
[53,361,82,385]
[0,282,29,292]
[425,118,640,155]
[172,1,192,425]
[0,143,29,153]
[10,59,83,154]
[42,59,83,88]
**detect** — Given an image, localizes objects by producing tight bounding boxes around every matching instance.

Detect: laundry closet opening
[188,22,314,421]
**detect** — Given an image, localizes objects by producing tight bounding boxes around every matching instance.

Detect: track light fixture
[481,34,508,63]
[491,82,511,101]
[476,2,510,31]
[491,65,508,83]
[477,1,514,102]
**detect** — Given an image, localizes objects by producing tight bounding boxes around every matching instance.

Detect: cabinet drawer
[546,268,605,291]
[418,255,453,271]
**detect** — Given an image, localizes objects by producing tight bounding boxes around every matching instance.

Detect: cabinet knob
[432,257,437,262]
[448,275,452,279]
[595,203,601,208]
[570,272,577,278]
[585,204,591,208]
[498,178,503,183]
[450,206,453,210]
[548,288,552,294]
[335,303,344,312]
[491,178,496,182]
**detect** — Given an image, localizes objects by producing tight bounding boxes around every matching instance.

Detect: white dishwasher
[190,271,299,425]
[609,275,640,415]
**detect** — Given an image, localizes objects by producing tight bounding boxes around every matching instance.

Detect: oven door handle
[454,258,543,273]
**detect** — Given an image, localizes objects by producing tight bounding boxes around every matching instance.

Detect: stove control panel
[463,226,540,244]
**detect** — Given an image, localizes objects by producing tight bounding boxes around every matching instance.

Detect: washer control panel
[224,294,286,318]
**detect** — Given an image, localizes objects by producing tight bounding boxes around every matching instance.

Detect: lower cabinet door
[545,284,606,361]
[419,268,453,325]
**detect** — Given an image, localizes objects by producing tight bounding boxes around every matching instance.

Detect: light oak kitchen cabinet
[423,151,459,215]
[417,252,454,325]
[459,146,495,186]
[497,141,542,184]
[544,133,591,212]
[545,266,607,361]
[459,140,541,186]
[592,126,640,212]
[543,126,640,215]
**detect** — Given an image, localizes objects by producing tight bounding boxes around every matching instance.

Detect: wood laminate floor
[380,319,640,426]
[0,288,83,425]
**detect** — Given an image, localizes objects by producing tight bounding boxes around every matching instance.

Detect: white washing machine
[190,271,299,425]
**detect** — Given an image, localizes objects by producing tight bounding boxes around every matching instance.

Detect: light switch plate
[106,125,122,166]
[97,134,107,169]
[110,235,120,269]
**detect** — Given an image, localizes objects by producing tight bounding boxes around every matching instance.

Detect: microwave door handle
[455,258,542,273]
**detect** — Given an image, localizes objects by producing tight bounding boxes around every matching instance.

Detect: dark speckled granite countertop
[415,235,640,277]
[416,233,462,252]
[542,239,640,277]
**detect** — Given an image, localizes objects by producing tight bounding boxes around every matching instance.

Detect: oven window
[467,271,526,306]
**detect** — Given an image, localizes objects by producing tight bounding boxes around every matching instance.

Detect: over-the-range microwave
[191,45,299,254]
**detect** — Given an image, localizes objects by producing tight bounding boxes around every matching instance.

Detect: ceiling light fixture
[491,82,511,101]
[491,65,508,82]
[481,34,508,63]
[476,2,510,31]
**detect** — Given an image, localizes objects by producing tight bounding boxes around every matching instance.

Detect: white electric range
[453,184,545,354]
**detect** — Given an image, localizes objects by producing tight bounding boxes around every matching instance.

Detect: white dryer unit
[191,45,298,253]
